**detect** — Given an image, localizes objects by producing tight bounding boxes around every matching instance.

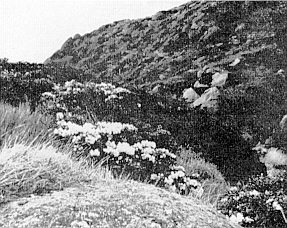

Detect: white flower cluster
[43,80,131,103]
[54,119,137,144]
[53,118,176,165]
[97,121,137,135]
[229,213,254,224]
[164,170,185,185]
[85,81,131,102]
[103,139,176,162]
[86,82,130,95]
[156,165,204,196]
[266,198,284,211]
[53,80,85,95]
[104,141,136,157]
[42,91,56,99]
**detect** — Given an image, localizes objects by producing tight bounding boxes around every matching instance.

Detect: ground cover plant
[35,78,287,227]
[217,173,287,227]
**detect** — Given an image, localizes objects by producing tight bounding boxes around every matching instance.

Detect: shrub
[39,80,191,152]
[217,173,287,227]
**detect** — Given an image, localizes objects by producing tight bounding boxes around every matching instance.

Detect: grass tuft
[176,148,229,205]
[0,141,115,205]
[0,102,54,148]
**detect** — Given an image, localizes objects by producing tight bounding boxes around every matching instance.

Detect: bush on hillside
[39,79,195,151]
[0,68,54,110]
[0,59,95,110]
[217,173,287,227]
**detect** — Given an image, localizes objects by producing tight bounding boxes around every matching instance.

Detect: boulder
[194,80,209,88]
[211,72,228,87]
[183,87,200,103]
[279,114,287,131]
[193,87,220,110]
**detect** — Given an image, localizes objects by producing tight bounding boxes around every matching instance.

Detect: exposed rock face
[0,180,242,228]
[44,1,287,103]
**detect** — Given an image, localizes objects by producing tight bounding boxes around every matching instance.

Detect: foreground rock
[0,180,241,228]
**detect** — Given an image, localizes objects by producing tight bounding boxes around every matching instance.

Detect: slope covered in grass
[0,102,240,228]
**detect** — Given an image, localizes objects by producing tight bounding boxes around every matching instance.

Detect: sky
[0,0,189,63]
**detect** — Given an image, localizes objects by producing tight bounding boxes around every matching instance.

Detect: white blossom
[90,149,100,157]
[249,190,261,197]
[272,201,283,211]
[230,213,244,224]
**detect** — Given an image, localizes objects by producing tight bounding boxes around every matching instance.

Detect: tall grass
[0,101,124,204]
[176,148,229,205]
[0,102,54,148]
[0,141,116,205]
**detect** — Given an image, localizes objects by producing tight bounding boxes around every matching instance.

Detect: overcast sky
[0,0,189,63]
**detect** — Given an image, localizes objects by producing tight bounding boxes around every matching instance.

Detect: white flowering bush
[40,80,182,150]
[0,65,54,110]
[52,113,205,196]
[217,173,287,227]
[40,79,212,196]
[41,80,132,123]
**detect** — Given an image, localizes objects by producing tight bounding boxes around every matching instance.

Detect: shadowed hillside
[45,1,287,95]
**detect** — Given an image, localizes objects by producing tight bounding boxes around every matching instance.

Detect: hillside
[43,1,287,182]
[0,179,241,228]
[44,1,287,97]
[2,2,287,226]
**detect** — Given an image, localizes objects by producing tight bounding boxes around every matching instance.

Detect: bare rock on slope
[0,180,241,228]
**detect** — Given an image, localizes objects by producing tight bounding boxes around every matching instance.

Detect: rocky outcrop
[0,180,241,228]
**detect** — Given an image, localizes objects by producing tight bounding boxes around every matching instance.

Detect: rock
[183,87,200,103]
[229,58,241,67]
[211,72,228,87]
[73,34,81,39]
[279,114,287,131]
[61,37,73,50]
[194,80,209,88]
[0,180,242,228]
[151,85,161,94]
[193,87,220,110]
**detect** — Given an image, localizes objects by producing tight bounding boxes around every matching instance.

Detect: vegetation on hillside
[1,1,287,227]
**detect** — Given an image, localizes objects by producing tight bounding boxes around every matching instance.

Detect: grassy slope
[0,102,239,227]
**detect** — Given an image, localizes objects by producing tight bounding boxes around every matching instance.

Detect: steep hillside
[45,1,287,96]
[43,1,287,182]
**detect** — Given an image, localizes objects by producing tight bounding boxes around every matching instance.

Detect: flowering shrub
[41,80,136,123]
[0,63,54,110]
[40,80,182,151]
[52,112,204,197]
[217,173,287,227]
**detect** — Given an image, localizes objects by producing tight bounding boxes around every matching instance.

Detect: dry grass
[0,102,54,148]
[176,148,229,206]
[0,141,116,204]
